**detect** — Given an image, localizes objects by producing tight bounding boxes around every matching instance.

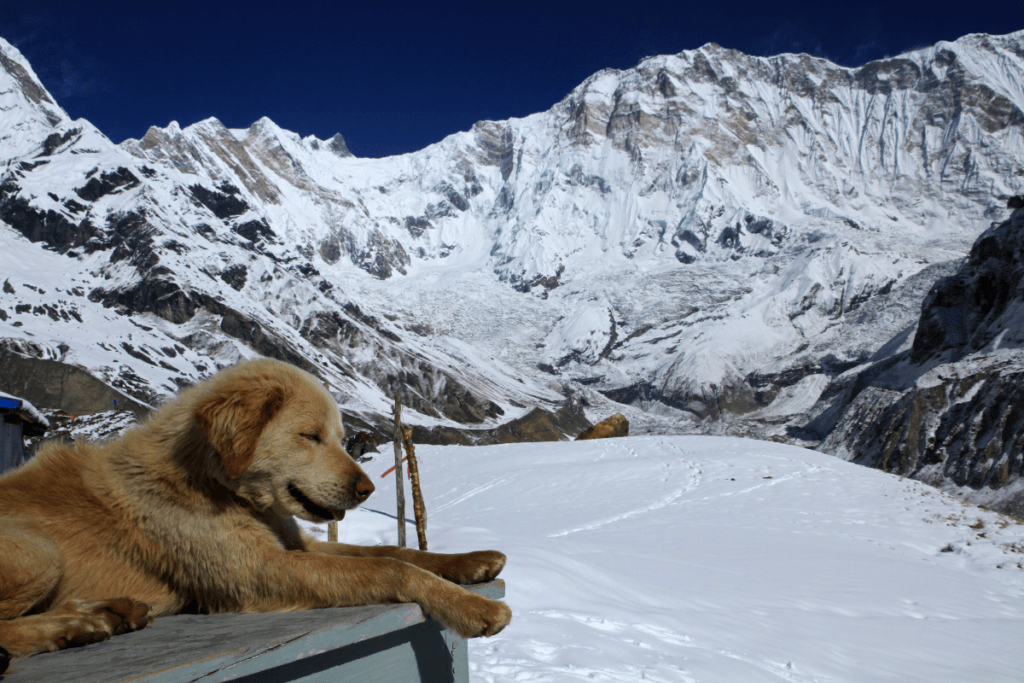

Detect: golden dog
[0,359,510,670]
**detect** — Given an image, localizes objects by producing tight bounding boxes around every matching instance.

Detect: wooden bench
[8,580,504,683]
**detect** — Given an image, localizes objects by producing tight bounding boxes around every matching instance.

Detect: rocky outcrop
[0,346,150,417]
[803,198,1024,517]
[576,413,629,440]
[911,209,1024,363]
[410,395,591,446]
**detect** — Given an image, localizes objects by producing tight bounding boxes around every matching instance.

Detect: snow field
[301,436,1024,682]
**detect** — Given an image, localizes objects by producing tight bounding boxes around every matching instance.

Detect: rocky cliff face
[800,198,1024,516]
[1,32,1023,441]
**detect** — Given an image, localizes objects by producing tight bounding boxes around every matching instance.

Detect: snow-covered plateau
[303,436,1024,683]
[2,31,1024,508]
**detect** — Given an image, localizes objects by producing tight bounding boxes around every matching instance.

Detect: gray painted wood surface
[8,580,505,683]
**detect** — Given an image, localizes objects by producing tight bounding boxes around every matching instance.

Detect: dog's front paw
[438,550,506,584]
[432,592,512,639]
[57,597,153,643]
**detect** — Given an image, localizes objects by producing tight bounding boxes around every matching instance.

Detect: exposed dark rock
[63,199,87,214]
[319,236,342,264]
[718,226,742,250]
[296,263,320,278]
[404,216,431,238]
[0,49,59,113]
[189,184,249,219]
[38,128,81,156]
[911,207,1024,363]
[744,214,787,246]
[854,58,922,96]
[105,212,157,266]
[88,279,226,325]
[219,264,248,291]
[300,311,359,352]
[656,70,677,97]
[342,302,401,342]
[671,226,706,263]
[565,165,611,194]
[476,125,515,180]
[603,379,760,420]
[327,133,351,157]
[0,179,95,252]
[74,167,140,202]
[344,229,409,279]
[810,356,1024,517]
[219,309,317,373]
[233,218,275,244]
[511,264,565,293]
[382,367,501,425]
[437,183,470,212]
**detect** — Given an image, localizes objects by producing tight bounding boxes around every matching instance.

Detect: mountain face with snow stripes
[1,32,1023,507]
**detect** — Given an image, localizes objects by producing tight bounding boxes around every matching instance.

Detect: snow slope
[302,436,1024,682]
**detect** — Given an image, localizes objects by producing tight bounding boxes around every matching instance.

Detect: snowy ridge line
[0,31,1023,442]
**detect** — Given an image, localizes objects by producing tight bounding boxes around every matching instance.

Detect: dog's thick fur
[0,359,510,668]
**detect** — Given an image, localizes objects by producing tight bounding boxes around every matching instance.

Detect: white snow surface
[300,436,1024,682]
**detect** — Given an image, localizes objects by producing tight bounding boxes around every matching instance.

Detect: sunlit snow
[302,436,1024,683]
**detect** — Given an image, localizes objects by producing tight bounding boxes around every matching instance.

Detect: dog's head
[194,359,374,522]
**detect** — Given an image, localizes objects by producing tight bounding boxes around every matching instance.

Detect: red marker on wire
[381,457,408,478]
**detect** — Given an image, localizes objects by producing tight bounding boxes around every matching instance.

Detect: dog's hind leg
[0,523,152,667]
[0,523,63,622]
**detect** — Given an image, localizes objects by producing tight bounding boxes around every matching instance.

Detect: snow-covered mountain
[1,31,1023,446]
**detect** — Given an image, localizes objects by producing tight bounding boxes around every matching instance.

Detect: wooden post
[392,393,407,548]
[326,379,338,544]
[402,427,428,551]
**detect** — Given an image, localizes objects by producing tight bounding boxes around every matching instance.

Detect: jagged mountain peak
[0,39,73,162]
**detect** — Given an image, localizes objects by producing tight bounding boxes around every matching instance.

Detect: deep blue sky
[1,1,1018,158]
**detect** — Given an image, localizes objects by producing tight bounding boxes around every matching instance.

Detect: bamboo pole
[402,427,428,551]
[392,393,407,548]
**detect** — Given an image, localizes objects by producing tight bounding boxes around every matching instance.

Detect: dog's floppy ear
[195,377,285,478]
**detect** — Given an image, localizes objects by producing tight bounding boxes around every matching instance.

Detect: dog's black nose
[354,475,375,501]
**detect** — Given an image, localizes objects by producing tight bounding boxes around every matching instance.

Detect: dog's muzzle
[287,483,342,521]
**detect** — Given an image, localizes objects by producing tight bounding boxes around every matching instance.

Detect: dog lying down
[0,359,510,670]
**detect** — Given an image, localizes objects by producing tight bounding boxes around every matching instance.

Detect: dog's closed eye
[300,433,322,443]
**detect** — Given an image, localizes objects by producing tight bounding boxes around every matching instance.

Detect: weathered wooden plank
[10,580,505,683]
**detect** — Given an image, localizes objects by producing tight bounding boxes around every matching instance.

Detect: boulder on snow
[576,413,629,440]
[346,431,381,459]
